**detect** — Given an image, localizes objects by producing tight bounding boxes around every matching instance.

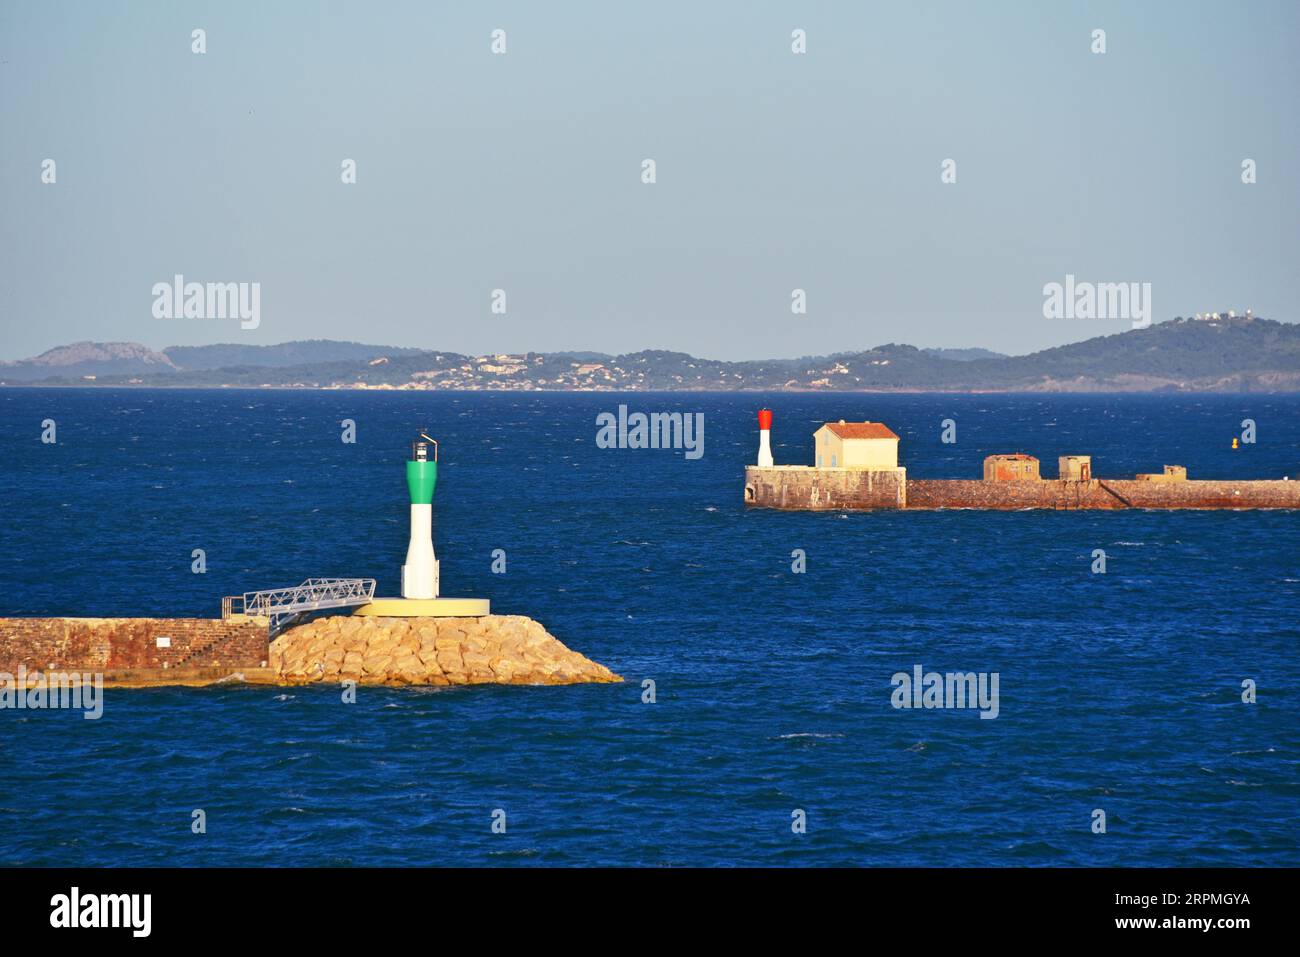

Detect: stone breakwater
[906,477,1300,510]
[269,614,621,686]
[0,614,619,688]
[744,466,1300,511]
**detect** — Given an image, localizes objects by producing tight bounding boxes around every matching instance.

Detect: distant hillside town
[1,315,1297,393]
[1183,308,1254,321]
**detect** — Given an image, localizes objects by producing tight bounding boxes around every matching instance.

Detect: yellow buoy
[1232,437,1239,449]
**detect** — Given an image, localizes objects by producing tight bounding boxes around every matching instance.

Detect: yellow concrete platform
[352,597,491,617]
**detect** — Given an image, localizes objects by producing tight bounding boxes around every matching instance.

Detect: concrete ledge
[99,667,278,688]
[353,597,490,617]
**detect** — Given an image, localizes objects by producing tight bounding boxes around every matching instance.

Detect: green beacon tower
[353,431,490,618]
[402,433,439,599]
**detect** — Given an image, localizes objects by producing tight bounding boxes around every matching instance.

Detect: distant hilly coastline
[2,317,1298,392]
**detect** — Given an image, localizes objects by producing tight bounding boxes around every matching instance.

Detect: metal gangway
[222,578,377,634]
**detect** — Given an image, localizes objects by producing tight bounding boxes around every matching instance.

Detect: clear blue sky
[2,0,1297,360]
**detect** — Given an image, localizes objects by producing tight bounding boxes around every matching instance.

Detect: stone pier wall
[743,468,1300,511]
[906,478,1300,510]
[0,617,269,673]
[744,466,907,510]
[1103,479,1300,509]
[907,479,1103,510]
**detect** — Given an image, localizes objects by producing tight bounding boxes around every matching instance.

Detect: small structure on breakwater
[744,410,1300,511]
[983,453,1041,482]
[359,431,490,617]
[1135,464,1188,483]
[813,420,900,469]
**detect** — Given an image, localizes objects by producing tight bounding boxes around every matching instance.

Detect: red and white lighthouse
[757,408,774,467]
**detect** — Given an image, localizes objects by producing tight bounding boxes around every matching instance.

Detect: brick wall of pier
[0,617,269,673]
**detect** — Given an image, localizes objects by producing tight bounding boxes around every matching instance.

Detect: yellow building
[813,420,900,469]
[983,454,1041,481]
[1058,455,1092,481]
[1135,465,1188,482]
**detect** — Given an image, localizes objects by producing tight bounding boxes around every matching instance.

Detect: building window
[831,454,837,467]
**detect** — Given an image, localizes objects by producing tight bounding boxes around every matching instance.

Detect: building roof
[820,421,900,441]
[985,453,1038,461]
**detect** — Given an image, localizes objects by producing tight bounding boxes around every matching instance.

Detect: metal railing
[222,578,377,634]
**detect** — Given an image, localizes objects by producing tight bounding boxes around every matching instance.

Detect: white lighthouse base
[353,597,490,617]
[402,504,439,599]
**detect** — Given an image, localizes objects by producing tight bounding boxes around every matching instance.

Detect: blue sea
[1,389,1297,867]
